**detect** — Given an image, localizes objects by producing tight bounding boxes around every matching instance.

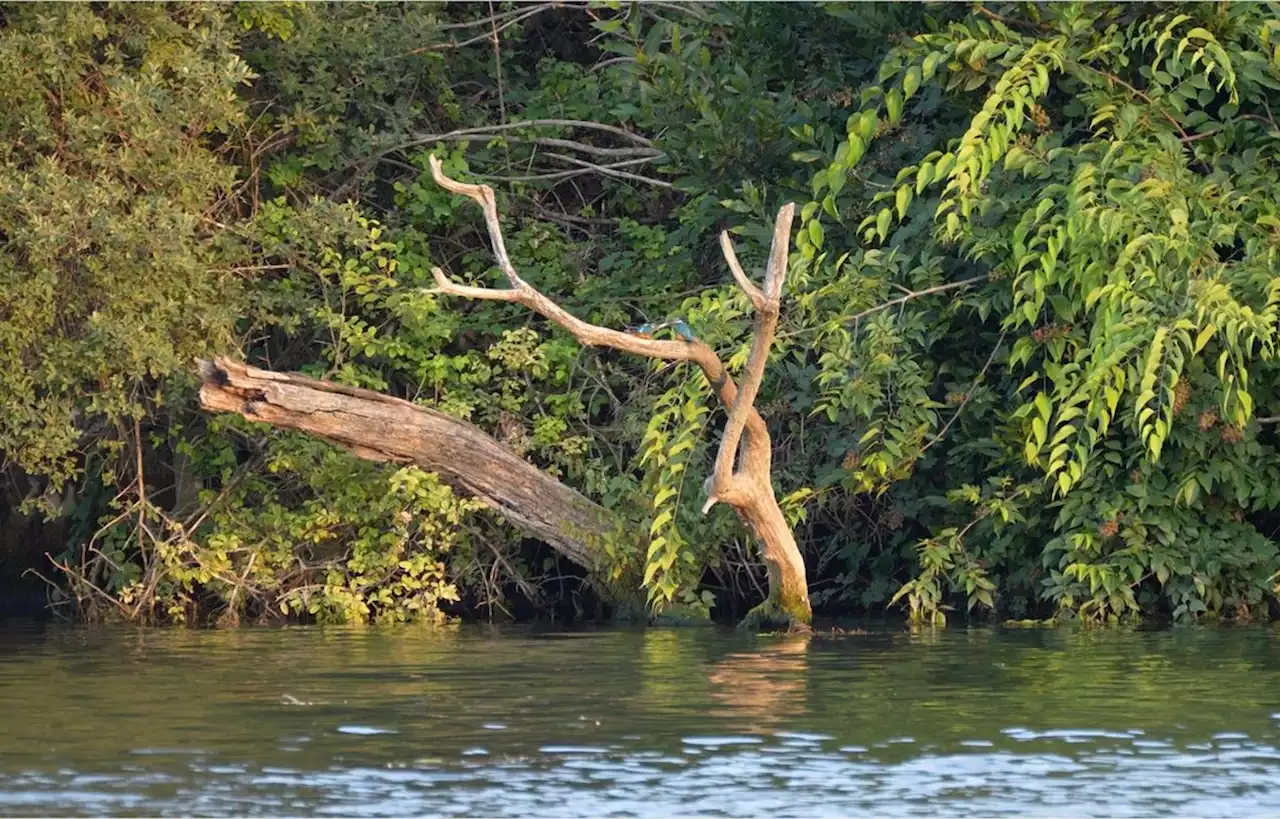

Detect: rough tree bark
[424,155,811,627]
[196,357,623,572]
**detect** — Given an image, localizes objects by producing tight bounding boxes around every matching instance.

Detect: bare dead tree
[425,155,811,627]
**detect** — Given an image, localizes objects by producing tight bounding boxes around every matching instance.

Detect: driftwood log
[196,357,619,571]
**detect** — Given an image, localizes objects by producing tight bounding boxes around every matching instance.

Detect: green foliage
[8,1,1280,626]
[62,422,482,625]
[786,1,1280,623]
[0,2,249,495]
[193,430,482,625]
[638,368,712,610]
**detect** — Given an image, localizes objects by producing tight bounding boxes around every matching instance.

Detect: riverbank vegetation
[3,1,1280,627]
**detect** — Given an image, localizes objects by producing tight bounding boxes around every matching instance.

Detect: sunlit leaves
[638,369,711,609]
[789,1,1280,624]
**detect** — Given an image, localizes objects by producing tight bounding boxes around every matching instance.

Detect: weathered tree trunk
[424,156,811,627]
[737,494,811,628]
[196,357,621,571]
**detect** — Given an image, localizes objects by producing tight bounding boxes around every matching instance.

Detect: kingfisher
[627,322,656,339]
[670,319,696,342]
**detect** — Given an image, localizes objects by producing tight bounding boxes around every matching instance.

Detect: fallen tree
[196,357,620,572]
[197,156,812,627]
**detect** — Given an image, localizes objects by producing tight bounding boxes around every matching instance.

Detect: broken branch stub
[426,154,811,626]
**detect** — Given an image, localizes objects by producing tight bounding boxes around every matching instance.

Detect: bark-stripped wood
[196,357,619,571]
[425,155,811,625]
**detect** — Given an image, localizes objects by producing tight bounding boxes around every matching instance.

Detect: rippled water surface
[1,623,1279,816]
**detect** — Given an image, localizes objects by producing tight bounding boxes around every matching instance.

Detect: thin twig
[471,155,666,185]
[423,5,551,51]
[919,330,1007,456]
[134,417,146,567]
[507,136,661,158]
[538,152,673,188]
[840,275,989,326]
[401,118,655,149]
[973,4,1052,33]
[490,0,508,128]
[47,554,132,616]
[1075,63,1192,141]
[592,56,637,72]
[434,3,563,31]
[645,1,711,20]
[486,541,539,602]
[1179,129,1220,143]
[531,203,651,226]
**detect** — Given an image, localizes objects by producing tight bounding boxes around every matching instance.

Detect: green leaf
[809,218,825,249]
[1194,324,1215,354]
[885,88,903,123]
[1034,392,1052,420]
[876,208,892,240]
[916,161,934,193]
[903,66,921,98]
[896,185,912,220]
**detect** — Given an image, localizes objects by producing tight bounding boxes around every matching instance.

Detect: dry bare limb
[471,155,668,187]
[404,119,655,150]
[399,132,661,159]
[538,152,673,189]
[708,205,794,511]
[424,4,554,51]
[425,154,811,626]
[196,357,618,571]
[719,232,765,312]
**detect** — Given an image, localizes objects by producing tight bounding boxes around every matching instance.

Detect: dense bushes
[2,1,1279,625]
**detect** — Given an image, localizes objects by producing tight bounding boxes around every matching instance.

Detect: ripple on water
[3,625,1280,816]
[682,736,764,748]
[773,731,834,743]
[335,726,396,736]
[538,745,608,755]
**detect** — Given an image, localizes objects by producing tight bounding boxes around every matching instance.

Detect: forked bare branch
[708,204,794,508]
[428,155,714,364]
[425,153,811,625]
[719,232,765,311]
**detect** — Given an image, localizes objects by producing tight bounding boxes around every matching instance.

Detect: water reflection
[705,636,809,731]
[0,624,1279,816]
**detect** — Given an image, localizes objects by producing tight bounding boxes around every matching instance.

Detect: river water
[1,623,1278,816]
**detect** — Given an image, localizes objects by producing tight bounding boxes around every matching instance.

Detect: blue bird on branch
[625,318,695,342]
[670,319,696,342]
